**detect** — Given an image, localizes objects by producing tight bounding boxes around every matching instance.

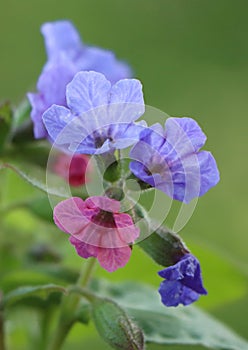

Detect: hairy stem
[47,258,97,350]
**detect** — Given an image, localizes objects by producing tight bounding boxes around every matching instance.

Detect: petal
[73,221,128,248]
[165,117,207,156]
[85,196,120,212]
[108,79,145,123]
[37,59,76,106]
[97,246,131,272]
[76,47,132,83]
[110,79,144,106]
[42,105,89,149]
[53,197,89,234]
[114,213,140,243]
[41,20,83,60]
[109,122,147,150]
[27,92,48,139]
[66,71,111,115]
[69,236,98,259]
[158,280,200,307]
[198,151,220,196]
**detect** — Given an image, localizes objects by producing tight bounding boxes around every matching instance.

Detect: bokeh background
[0,0,247,349]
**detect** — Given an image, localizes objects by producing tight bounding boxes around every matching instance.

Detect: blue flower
[27,20,132,139]
[42,71,145,154]
[158,254,207,307]
[129,117,220,203]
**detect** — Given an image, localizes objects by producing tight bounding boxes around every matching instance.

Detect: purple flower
[42,71,145,154]
[54,196,140,272]
[129,117,220,203]
[27,20,132,139]
[158,254,207,307]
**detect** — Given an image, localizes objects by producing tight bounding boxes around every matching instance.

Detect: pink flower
[54,196,140,272]
[52,153,90,187]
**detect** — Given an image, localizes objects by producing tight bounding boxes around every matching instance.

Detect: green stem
[38,307,53,350]
[47,258,97,350]
[0,293,5,350]
[0,313,5,350]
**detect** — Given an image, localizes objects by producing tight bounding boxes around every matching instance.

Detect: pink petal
[73,221,127,249]
[97,246,132,272]
[114,213,140,243]
[70,236,98,258]
[85,196,120,212]
[53,197,89,234]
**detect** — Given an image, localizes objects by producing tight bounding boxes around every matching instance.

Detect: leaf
[13,98,31,129]
[0,266,78,293]
[91,280,248,350]
[92,298,144,350]
[0,160,69,197]
[2,284,66,308]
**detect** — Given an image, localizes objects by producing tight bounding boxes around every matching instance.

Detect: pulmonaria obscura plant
[1,19,247,350]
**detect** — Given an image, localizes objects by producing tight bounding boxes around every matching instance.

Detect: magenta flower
[54,196,139,272]
[52,153,90,187]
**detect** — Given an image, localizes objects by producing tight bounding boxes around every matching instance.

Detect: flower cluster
[29,20,220,307]
[28,20,132,139]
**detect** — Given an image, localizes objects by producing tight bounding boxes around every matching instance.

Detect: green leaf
[13,98,31,129]
[0,160,68,197]
[2,284,66,308]
[91,280,248,350]
[138,225,189,266]
[92,298,144,350]
[0,266,78,293]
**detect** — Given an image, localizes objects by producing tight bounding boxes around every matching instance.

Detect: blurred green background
[0,0,248,349]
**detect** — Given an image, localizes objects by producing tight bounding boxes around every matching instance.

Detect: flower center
[91,209,117,228]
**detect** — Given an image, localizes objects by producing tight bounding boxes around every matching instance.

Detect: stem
[0,313,5,350]
[0,293,5,350]
[38,307,53,350]
[77,257,97,287]
[47,258,97,350]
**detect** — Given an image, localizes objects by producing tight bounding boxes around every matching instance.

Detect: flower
[42,71,145,155]
[158,253,207,307]
[129,117,220,203]
[53,196,140,272]
[52,153,90,187]
[27,20,132,139]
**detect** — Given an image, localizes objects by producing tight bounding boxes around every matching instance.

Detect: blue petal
[67,122,146,155]
[108,79,145,123]
[27,92,48,139]
[158,280,200,307]
[198,151,220,196]
[38,59,76,106]
[76,47,132,83]
[66,71,111,116]
[41,21,83,60]
[165,117,207,155]
[158,254,208,305]
[42,105,87,148]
